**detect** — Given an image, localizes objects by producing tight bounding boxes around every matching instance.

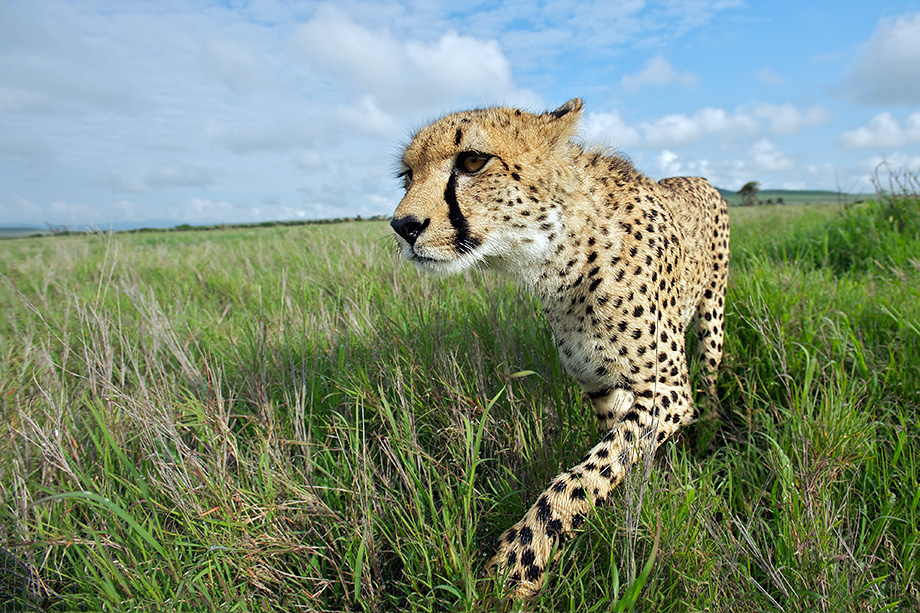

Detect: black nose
[390,216,430,246]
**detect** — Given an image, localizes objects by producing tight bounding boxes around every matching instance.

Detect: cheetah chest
[534,238,671,392]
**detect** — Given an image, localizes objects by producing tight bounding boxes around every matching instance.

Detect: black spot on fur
[518,526,533,546]
[536,496,552,523]
[546,519,563,540]
[587,388,612,400]
[521,548,536,567]
[525,564,542,582]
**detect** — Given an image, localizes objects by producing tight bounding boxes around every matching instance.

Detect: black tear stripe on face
[444,170,482,255]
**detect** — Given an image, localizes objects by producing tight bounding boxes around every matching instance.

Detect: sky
[2,1,920,230]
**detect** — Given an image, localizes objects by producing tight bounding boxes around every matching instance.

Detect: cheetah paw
[486,519,559,599]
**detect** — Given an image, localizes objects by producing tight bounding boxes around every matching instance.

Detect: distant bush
[774,169,920,276]
[821,196,920,274]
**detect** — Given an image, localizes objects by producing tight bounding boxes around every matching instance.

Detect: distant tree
[44,221,71,236]
[739,181,761,207]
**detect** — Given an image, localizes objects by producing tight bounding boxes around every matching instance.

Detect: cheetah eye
[455,151,491,174]
[397,167,413,188]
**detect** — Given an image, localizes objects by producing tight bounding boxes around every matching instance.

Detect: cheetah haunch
[390,98,729,598]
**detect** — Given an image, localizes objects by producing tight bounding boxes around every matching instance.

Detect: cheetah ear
[549,98,583,119]
[543,98,583,144]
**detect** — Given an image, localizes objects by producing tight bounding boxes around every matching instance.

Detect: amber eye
[456,151,491,174]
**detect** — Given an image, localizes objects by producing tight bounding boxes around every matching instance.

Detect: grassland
[716,188,864,208]
[0,228,51,240]
[1,181,918,611]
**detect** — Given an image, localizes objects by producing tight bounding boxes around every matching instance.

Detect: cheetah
[390,98,730,598]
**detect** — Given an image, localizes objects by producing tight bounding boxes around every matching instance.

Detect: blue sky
[2,1,919,229]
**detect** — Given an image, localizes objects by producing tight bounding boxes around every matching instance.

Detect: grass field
[1,179,919,611]
[716,189,865,208]
[0,228,51,240]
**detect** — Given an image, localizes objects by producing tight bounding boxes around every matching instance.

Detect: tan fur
[391,99,730,598]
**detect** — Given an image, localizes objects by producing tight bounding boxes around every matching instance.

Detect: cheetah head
[391,98,584,276]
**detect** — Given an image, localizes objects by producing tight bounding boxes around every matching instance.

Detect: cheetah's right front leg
[487,389,646,598]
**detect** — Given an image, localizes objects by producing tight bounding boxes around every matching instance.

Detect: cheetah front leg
[489,367,697,597]
[486,389,651,597]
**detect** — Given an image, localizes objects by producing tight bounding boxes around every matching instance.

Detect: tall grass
[1,179,918,611]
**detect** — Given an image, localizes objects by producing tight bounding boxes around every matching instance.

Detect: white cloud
[657,149,680,176]
[909,113,920,141]
[641,107,760,148]
[750,103,831,136]
[290,6,520,111]
[838,112,920,149]
[713,139,801,188]
[748,139,795,172]
[289,6,403,96]
[845,12,920,105]
[583,110,641,148]
[648,140,797,190]
[585,103,832,153]
[337,96,399,139]
[620,56,698,93]
[654,149,713,179]
[655,149,696,177]
[404,32,514,102]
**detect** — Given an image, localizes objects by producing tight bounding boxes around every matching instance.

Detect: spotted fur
[391,98,730,598]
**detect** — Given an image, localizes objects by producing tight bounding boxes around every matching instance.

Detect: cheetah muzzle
[391,98,730,599]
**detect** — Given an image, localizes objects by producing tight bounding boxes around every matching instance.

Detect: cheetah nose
[390,216,430,246]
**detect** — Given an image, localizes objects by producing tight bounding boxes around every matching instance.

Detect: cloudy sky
[2,1,920,229]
